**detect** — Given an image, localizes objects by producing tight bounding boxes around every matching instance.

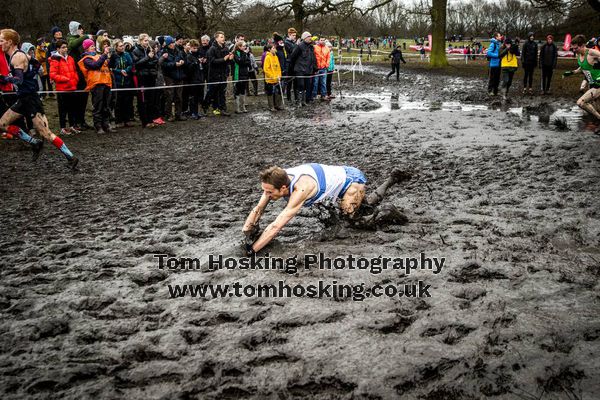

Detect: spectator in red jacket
[49,39,80,135]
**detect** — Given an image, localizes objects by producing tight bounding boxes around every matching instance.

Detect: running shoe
[31,140,44,161]
[213,109,221,116]
[70,126,82,134]
[60,128,73,136]
[67,156,79,171]
[153,117,166,125]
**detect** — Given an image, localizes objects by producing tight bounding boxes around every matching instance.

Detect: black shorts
[10,93,45,119]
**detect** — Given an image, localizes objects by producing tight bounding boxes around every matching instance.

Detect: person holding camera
[78,39,113,133]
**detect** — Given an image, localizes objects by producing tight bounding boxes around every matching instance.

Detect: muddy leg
[577,88,600,120]
[340,183,366,216]
[366,169,412,206]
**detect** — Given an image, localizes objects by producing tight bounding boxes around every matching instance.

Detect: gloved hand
[562,70,574,78]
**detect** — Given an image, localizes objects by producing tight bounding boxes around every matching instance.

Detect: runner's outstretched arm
[250,190,306,253]
[243,193,270,233]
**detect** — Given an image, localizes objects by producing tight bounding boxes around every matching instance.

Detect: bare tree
[268,0,395,32]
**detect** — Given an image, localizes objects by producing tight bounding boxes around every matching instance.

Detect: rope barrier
[26,70,339,95]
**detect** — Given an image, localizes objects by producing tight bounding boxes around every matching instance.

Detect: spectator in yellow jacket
[263,44,283,111]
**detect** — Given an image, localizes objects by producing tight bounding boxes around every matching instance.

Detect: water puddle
[340,91,586,130]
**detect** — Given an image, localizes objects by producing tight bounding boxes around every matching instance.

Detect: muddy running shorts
[339,166,367,198]
[10,93,44,119]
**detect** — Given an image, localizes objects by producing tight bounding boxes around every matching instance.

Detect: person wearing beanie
[95,30,109,52]
[67,21,93,130]
[539,34,557,94]
[284,28,298,101]
[47,26,63,79]
[499,37,520,100]
[288,31,316,106]
[78,38,114,133]
[159,35,187,121]
[521,32,538,94]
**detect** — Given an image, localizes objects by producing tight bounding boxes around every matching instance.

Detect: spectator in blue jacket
[109,40,135,127]
[487,32,502,96]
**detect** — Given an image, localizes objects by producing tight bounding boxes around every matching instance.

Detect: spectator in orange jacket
[78,38,113,133]
[312,36,330,101]
[49,39,79,135]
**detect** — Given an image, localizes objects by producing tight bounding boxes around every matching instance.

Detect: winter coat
[487,38,501,68]
[206,41,230,81]
[185,51,203,83]
[198,45,210,74]
[314,44,330,70]
[132,44,158,78]
[78,52,112,90]
[539,43,558,68]
[35,46,49,75]
[389,49,406,64]
[289,41,317,76]
[67,21,86,61]
[284,37,297,65]
[521,39,538,67]
[500,45,520,69]
[263,52,282,84]
[49,53,78,91]
[110,51,134,88]
[276,46,287,75]
[0,49,14,92]
[327,51,335,72]
[249,52,258,72]
[160,46,186,81]
[233,50,251,80]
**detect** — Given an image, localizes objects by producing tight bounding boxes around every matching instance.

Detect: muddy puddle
[339,90,589,132]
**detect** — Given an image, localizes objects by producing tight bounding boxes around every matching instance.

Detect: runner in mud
[0,29,78,169]
[242,164,411,254]
[563,35,600,128]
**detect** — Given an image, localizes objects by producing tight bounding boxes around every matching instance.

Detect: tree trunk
[292,0,305,32]
[430,0,448,68]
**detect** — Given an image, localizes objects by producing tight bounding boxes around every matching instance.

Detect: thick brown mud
[1,69,600,399]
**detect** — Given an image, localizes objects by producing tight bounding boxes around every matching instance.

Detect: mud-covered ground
[1,66,600,399]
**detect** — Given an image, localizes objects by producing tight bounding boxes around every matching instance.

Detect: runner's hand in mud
[244,243,256,257]
[243,224,261,244]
